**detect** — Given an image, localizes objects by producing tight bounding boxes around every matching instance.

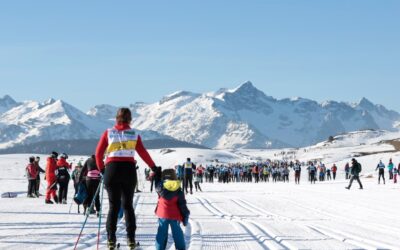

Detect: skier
[80,155,101,216]
[308,163,317,184]
[56,153,72,204]
[326,167,332,181]
[283,166,289,183]
[96,108,160,250]
[207,165,215,183]
[294,162,301,184]
[253,165,259,183]
[388,159,394,180]
[196,164,204,183]
[376,160,386,184]
[344,163,350,179]
[72,162,83,195]
[183,158,196,194]
[194,173,202,192]
[71,162,83,213]
[393,164,398,184]
[262,165,269,182]
[155,169,190,250]
[346,158,363,190]
[45,151,59,204]
[34,156,45,196]
[26,156,38,198]
[331,164,337,180]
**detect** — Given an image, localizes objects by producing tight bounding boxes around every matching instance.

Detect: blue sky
[0,1,399,112]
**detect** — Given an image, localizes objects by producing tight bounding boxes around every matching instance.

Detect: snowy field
[1,145,400,250]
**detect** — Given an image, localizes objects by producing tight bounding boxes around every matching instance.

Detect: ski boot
[127,238,139,250]
[45,199,54,204]
[62,199,67,204]
[54,195,59,204]
[107,232,117,249]
[107,240,117,250]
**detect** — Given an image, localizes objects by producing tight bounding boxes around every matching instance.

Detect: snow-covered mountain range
[1,81,400,149]
[0,97,168,149]
[90,82,400,148]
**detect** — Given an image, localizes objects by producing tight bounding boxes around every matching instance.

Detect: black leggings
[28,179,37,196]
[348,175,363,188]
[104,162,137,240]
[184,174,193,193]
[58,181,69,201]
[84,179,101,212]
[378,170,385,183]
[36,176,41,194]
[310,172,316,184]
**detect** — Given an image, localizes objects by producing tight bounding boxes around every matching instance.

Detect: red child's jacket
[155,180,190,222]
[26,163,38,180]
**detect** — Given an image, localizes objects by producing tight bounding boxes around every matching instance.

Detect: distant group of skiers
[180,160,339,185]
[375,158,399,184]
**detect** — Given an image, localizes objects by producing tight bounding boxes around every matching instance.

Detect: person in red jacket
[331,164,338,180]
[45,151,59,204]
[155,169,189,250]
[96,107,161,250]
[26,156,39,198]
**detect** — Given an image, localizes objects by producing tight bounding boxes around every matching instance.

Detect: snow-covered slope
[120,82,400,149]
[1,146,400,249]
[0,99,168,149]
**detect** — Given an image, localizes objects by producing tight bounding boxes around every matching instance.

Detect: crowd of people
[161,157,400,190]
[168,160,340,188]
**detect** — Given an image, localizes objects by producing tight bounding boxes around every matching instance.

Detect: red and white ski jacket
[95,123,155,171]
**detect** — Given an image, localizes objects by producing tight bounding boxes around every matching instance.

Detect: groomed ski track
[1,176,399,250]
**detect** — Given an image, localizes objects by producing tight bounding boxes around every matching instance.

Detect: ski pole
[97,179,105,250]
[68,200,74,214]
[74,178,103,250]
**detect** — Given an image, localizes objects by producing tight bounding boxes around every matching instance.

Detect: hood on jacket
[57,158,69,167]
[114,122,131,131]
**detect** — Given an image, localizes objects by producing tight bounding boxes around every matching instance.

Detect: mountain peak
[358,97,375,109]
[0,95,17,106]
[231,81,257,93]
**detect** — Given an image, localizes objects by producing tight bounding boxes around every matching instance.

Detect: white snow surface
[1,141,400,249]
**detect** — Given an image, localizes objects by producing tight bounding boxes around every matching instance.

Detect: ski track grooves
[277,196,398,249]
[186,218,203,250]
[53,195,141,250]
[197,196,290,250]
[237,196,396,250]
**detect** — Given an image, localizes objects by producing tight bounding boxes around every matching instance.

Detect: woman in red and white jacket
[96,107,161,249]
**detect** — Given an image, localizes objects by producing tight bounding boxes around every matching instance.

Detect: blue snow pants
[156,218,186,250]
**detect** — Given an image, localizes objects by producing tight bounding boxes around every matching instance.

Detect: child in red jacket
[155,169,190,250]
[26,156,38,198]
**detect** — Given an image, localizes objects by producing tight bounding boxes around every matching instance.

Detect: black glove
[100,168,105,176]
[154,166,162,184]
[183,217,189,227]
